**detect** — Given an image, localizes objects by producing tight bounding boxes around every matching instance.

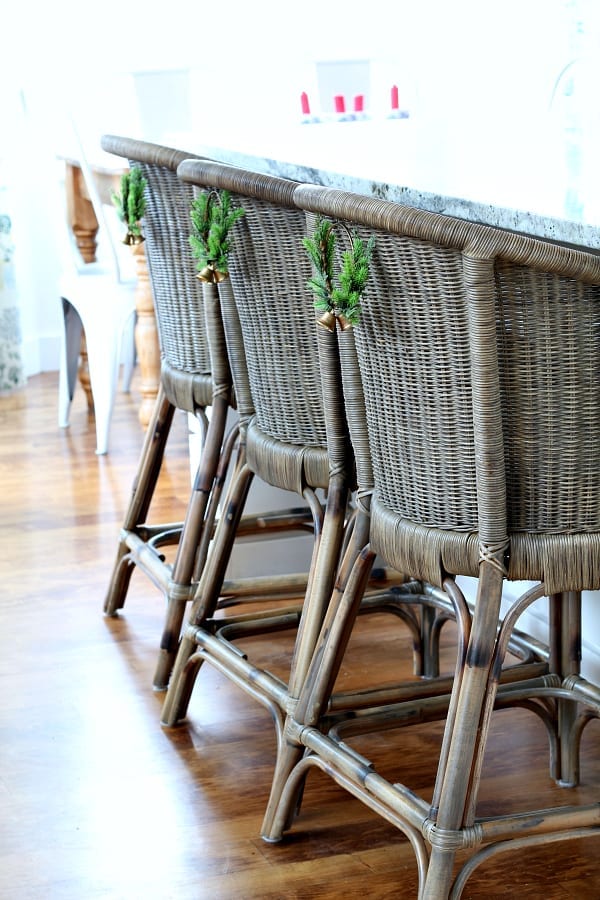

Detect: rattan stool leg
[550,591,583,786]
[261,733,306,842]
[161,460,255,726]
[191,419,241,584]
[262,523,376,842]
[153,394,232,689]
[422,564,505,899]
[104,385,175,616]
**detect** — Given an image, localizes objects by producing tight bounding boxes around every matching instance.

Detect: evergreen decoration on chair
[112,167,148,244]
[189,190,245,283]
[303,217,375,330]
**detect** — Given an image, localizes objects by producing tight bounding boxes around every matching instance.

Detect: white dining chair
[57,130,137,455]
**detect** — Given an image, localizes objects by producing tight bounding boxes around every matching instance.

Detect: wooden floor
[2,372,600,899]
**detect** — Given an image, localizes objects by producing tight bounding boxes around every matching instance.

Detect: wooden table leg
[64,163,99,263]
[131,241,161,428]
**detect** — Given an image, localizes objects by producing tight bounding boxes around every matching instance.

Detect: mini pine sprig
[189,190,245,282]
[303,217,375,329]
[111,167,148,243]
[303,218,335,314]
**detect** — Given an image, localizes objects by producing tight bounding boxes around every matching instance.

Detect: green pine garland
[189,190,245,280]
[112,167,148,240]
[303,217,375,327]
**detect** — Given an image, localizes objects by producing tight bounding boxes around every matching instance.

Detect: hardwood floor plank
[1,372,599,898]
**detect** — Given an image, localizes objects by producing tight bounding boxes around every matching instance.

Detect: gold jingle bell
[336,313,353,332]
[197,264,227,284]
[122,230,145,245]
[316,310,337,332]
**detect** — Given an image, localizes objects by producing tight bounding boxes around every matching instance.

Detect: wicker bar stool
[159,160,356,735]
[100,136,314,690]
[261,183,600,897]
[161,161,413,759]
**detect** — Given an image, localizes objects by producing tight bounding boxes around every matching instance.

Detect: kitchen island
[186,113,600,252]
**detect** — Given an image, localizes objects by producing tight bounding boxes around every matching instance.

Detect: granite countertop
[184,117,600,252]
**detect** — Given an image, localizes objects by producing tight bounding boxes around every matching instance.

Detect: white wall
[2,0,591,375]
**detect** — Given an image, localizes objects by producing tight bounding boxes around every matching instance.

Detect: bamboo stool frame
[159,160,427,748]
[160,160,364,747]
[260,183,600,897]
[100,136,315,689]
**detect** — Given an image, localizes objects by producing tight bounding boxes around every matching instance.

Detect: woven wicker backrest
[294,184,600,592]
[100,136,213,408]
[178,161,332,493]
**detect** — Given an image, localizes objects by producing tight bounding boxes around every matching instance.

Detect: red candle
[354,94,364,113]
[334,95,346,114]
[301,92,311,116]
[391,85,399,110]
